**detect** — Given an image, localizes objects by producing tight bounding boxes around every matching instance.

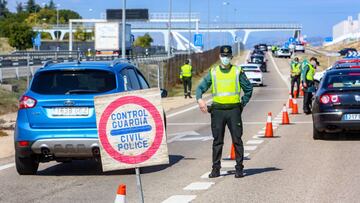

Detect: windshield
[324,73,360,89]
[31,69,117,94]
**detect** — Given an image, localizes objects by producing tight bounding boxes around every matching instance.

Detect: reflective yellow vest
[180,64,192,78]
[306,64,315,81]
[211,65,241,104]
[291,63,301,76]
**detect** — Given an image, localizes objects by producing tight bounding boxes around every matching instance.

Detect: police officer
[180,59,193,99]
[196,45,253,178]
[301,57,319,114]
[290,57,301,98]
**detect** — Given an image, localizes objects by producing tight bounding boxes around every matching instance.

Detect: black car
[338,48,357,56]
[258,44,268,52]
[251,49,264,56]
[312,68,360,139]
[248,55,267,72]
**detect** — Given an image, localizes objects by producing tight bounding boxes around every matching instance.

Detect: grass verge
[0,78,28,115]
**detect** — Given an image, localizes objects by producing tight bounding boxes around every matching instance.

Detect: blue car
[14,59,165,175]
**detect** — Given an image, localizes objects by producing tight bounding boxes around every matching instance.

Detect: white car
[275,48,292,58]
[294,43,305,53]
[239,64,264,86]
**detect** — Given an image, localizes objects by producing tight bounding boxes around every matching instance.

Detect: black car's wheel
[313,124,324,140]
[15,154,39,175]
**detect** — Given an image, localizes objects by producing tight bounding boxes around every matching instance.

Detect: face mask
[220,56,231,66]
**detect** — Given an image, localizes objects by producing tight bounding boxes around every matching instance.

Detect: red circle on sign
[98,96,164,164]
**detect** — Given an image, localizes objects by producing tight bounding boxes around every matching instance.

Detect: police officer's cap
[220,45,232,57]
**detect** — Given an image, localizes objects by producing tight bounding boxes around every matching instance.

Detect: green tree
[74,27,86,41]
[8,22,35,50]
[59,9,81,22]
[0,0,9,17]
[48,0,56,10]
[133,33,153,48]
[16,2,24,13]
[26,0,41,13]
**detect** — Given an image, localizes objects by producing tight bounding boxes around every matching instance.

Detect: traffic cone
[282,104,290,125]
[114,184,126,203]
[288,94,294,109]
[230,144,235,160]
[293,89,298,98]
[291,98,299,114]
[300,84,304,97]
[265,112,273,138]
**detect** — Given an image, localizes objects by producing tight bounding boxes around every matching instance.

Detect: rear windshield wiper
[65,89,100,94]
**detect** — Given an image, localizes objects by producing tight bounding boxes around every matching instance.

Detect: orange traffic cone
[293,89,298,98]
[282,104,290,125]
[288,94,294,109]
[230,144,235,160]
[291,99,299,114]
[115,184,126,203]
[265,112,273,138]
[300,84,304,97]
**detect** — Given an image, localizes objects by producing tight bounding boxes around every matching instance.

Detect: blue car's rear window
[31,69,117,94]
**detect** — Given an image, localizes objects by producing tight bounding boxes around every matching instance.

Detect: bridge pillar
[163,31,170,52]
[48,31,56,40]
[60,31,68,41]
[242,30,252,45]
[229,31,237,43]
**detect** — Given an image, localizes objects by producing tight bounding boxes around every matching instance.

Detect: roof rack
[110,58,132,67]
[43,60,55,68]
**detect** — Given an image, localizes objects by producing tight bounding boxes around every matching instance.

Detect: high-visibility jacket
[211,65,241,104]
[306,64,315,81]
[180,64,192,79]
[291,63,301,76]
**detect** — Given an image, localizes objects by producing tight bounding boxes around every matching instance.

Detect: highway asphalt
[0,51,359,203]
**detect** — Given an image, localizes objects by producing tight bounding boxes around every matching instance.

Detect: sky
[7,0,360,47]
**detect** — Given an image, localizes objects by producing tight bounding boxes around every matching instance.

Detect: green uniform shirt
[196,65,253,107]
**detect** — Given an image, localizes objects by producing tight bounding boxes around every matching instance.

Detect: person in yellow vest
[290,57,301,98]
[180,59,193,98]
[196,45,253,178]
[301,57,319,114]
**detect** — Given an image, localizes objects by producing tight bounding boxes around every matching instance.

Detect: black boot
[235,168,244,178]
[184,94,187,99]
[208,168,220,178]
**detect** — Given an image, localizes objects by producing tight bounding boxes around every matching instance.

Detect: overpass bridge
[32,12,302,52]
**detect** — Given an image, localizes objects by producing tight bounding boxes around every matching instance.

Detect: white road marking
[268,53,290,89]
[244,145,257,151]
[250,99,288,102]
[246,140,264,145]
[167,131,200,143]
[162,195,197,203]
[222,160,236,168]
[175,136,213,142]
[166,99,212,118]
[183,182,215,191]
[0,163,15,171]
[253,135,263,139]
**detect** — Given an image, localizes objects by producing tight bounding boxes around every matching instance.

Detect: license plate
[52,107,89,116]
[343,114,360,121]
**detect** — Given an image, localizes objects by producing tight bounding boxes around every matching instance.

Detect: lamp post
[121,0,126,58]
[167,0,172,58]
[222,1,229,45]
[56,4,60,40]
[188,0,191,56]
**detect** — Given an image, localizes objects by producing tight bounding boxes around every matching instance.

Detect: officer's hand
[303,82,307,88]
[197,99,208,113]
